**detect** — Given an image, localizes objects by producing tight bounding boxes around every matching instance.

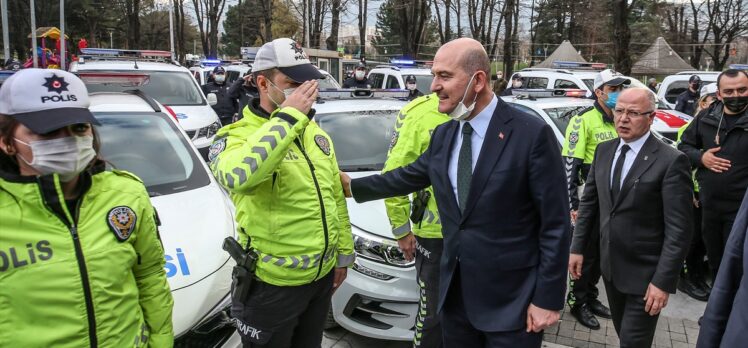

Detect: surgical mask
[267,80,296,108]
[448,73,478,121]
[512,80,522,88]
[406,83,417,91]
[14,135,96,182]
[604,91,619,109]
[723,96,748,114]
[215,74,225,83]
[355,70,366,79]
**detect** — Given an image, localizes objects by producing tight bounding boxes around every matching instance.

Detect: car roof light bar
[511,88,587,98]
[551,61,607,70]
[77,72,151,87]
[317,89,410,100]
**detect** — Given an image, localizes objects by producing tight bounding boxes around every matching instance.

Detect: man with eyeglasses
[570,87,692,348]
[560,69,626,330]
[678,69,748,285]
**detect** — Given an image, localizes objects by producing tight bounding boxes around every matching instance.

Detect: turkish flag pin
[499,132,505,140]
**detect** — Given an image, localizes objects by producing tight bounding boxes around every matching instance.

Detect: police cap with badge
[251,38,323,82]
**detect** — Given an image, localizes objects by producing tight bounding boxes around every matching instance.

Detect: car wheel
[324,306,339,329]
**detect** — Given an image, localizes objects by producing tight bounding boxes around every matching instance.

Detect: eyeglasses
[40,123,91,136]
[613,109,654,118]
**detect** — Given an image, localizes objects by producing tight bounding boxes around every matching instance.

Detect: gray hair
[622,87,657,111]
[461,47,490,76]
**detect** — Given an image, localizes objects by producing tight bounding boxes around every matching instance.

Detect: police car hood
[344,171,397,240]
[168,104,217,131]
[151,182,235,334]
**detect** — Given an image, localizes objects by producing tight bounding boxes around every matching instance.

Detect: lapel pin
[499,132,504,140]
[644,155,648,161]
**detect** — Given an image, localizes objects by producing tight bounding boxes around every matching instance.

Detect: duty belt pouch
[410,190,431,225]
[231,265,253,303]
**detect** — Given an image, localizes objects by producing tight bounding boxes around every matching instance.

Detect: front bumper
[331,257,418,341]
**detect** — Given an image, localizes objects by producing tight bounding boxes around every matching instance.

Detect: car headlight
[198,120,222,139]
[353,232,413,267]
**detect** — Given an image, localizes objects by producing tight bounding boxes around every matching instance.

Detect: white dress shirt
[610,131,651,189]
[448,95,498,202]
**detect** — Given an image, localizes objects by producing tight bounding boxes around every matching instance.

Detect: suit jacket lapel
[599,141,616,210]
[461,102,513,222]
[613,135,658,210]
[442,121,461,213]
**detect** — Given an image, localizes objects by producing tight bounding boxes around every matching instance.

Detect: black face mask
[723,96,748,114]
[690,83,700,90]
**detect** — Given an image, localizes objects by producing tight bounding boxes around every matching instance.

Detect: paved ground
[323,279,707,348]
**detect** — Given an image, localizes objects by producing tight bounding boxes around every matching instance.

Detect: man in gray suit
[569,88,693,348]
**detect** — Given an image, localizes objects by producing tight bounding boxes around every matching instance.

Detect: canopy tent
[632,37,693,75]
[535,40,587,68]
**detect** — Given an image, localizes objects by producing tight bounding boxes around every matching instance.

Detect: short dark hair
[717,69,748,88]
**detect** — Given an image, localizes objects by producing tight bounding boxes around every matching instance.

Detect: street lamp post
[1,0,9,62]
[59,0,65,70]
[169,3,175,60]
[109,30,113,48]
[30,0,38,68]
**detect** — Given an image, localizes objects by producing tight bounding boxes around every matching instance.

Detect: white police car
[502,89,676,146]
[368,60,434,96]
[312,90,418,341]
[88,91,240,347]
[71,49,222,160]
[657,71,720,109]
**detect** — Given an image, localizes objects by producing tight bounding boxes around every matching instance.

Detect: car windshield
[319,74,341,89]
[543,105,592,134]
[315,110,398,172]
[409,74,434,94]
[582,79,594,90]
[84,71,205,106]
[94,112,211,196]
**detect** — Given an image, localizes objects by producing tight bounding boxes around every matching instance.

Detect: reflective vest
[210,99,354,286]
[383,94,450,239]
[0,166,173,347]
[562,104,617,164]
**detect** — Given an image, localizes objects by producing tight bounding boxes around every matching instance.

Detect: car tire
[324,307,339,329]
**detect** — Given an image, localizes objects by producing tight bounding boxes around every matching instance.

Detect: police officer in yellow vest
[383,94,449,347]
[562,69,628,330]
[209,38,354,348]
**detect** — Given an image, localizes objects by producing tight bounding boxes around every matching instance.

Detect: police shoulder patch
[389,131,399,150]
[569,131,580,145]
[314,134,331,156]
[107,206,138,242]
[208,138,227,162]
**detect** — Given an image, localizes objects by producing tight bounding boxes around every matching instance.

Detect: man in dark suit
[339,38,570,347]
[697,190,748,348]
[569,88,693,348]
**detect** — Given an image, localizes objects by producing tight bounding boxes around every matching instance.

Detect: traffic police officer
[383,94,449,347]
[405,75,424,101]
[202,66,238,126]
[562,69,626,329]
[0,69,173,347]
[209,38,355,348]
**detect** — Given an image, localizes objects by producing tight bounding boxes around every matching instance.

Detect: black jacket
[675,89,699,116]
[342,77,371,89]
[201,81,236,117]
[351,98,570,331]
[228,78,258,115]
[574,135,693,295]
[678,102,748,212]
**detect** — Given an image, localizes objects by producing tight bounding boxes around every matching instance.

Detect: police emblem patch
[314,135,331,156]
[569,131,580,145]
[389,131,399,150]
[208,138,227,162]
[107,206,137,242]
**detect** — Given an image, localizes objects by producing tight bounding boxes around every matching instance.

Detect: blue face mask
[604,91,619,109]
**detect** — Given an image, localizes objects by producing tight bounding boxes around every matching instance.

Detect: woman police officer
[0,69,173,347]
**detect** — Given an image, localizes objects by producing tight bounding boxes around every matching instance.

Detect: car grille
[342,294,414,330]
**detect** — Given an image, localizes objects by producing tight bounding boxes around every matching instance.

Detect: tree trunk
[358,0,368,58]
[444,0,451,41]
[611,0,631,75]
[502,0,515,76]
[326,0,341,50]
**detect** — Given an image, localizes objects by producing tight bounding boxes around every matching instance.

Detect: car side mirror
[207,93,218,106]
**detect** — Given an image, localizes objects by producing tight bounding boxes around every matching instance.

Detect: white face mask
[512,80,522,88]
[14,135,96,182]
[355,70,366,79]
[214,74,226,83]
[267,80,296,108]
[406,83,417,91]
[448,73,478,121]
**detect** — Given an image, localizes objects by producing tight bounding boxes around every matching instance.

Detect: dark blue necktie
[457,123,473,211]
[611,144,630,201]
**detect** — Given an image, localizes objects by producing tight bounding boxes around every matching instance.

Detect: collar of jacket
[0,159,105,185]
[594,100,614,124]
[701,101,748,128]
[248,97,273,119]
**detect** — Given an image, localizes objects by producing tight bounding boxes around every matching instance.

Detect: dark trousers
[231,270,334,348]
[218,114,234,126]
[603,279,660,348]
[414,236,443,348]
[702,207,738,278]
[441,267,542,348]
[684,198,707,279]
[567,219,601,308]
